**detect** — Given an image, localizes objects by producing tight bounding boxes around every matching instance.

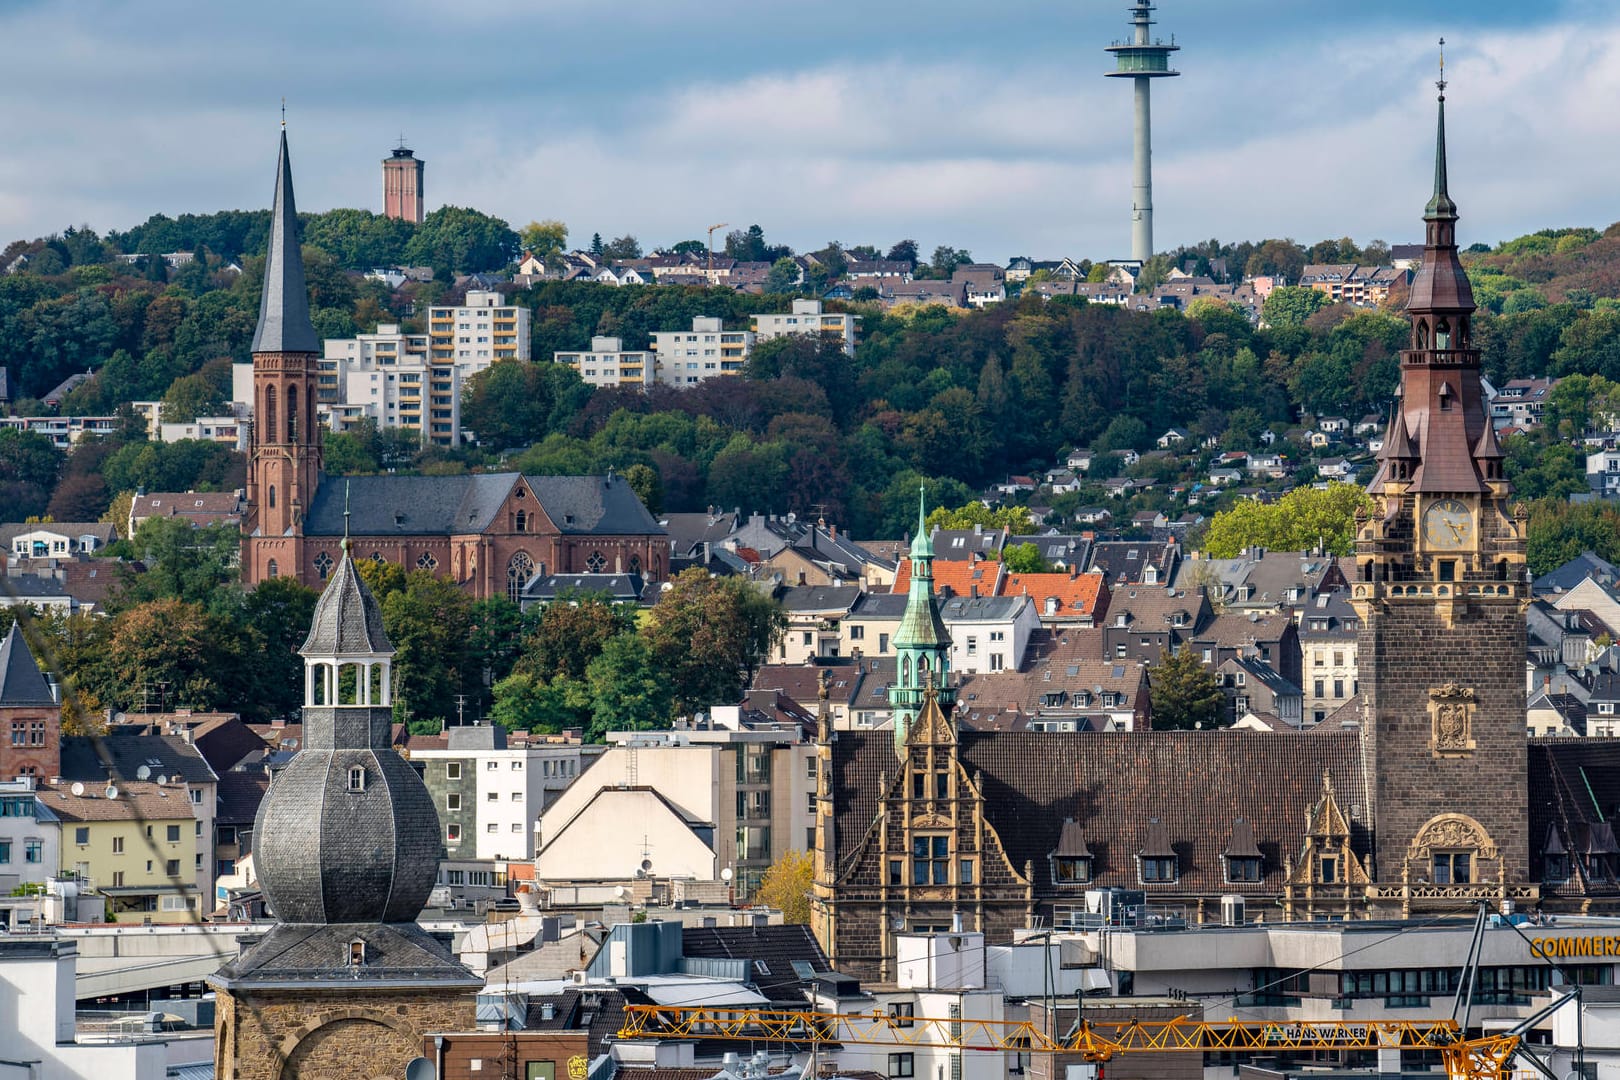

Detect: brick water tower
[382,138,425,224]
[1106,2,1179,264]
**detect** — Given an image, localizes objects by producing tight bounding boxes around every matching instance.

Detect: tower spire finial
[342,479,352,553]
[1425,39,1456,222]
[281,97,286,130]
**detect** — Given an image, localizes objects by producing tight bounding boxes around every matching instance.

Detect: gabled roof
[1004,571,1107,618]
[301,473,663,538]
[42,779,197,823]
[59,733,219,787]
[0,623,55,706]
[891,555,1004,599]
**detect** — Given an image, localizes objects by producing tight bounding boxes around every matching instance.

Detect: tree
[159,364,229,423]
[583,632,672,740]
[520,593,637,682]
[403,206,520,274]
[1150,649,1226,730]
[380,571,476,727]
[100,599,245,712]
[925,502,1033,533]
[1095,415,1149,453]
[1200,483,1372,558]
[764,257,801,295]
[0,428,63,522]
[519,219,569,259]
[643,568,786,714]
[601,235,643,261]
[116,519,241,607]
[756,848,814,923]
[886,240,919,265]
[1526,500,1620,577]
[1262,286,1330,329]
[489,671,587,733]
[1001,542,1049,573]
[926,245,972,279]
[238,576,320,721]
[622,463,662,517]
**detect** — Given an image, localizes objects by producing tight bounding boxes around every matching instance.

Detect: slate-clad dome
[254,545,439,925]
[300,542,392,658]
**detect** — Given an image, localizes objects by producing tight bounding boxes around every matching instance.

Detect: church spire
[251,127,319,355]
[1425,41,1457,223]
[891,486,954,753]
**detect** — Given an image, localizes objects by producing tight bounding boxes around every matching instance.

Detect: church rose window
[416,553,438,571]
[585,551,607,573]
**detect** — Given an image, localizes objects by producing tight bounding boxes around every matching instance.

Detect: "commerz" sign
[1528,936,1620,958]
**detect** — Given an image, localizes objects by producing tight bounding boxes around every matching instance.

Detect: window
[0,840,9,864]
[112,835,124,854]
[165,859,180,876]
[1052,856,1091,884]
[1433,852,1472,885]
[165,824,180,842]
[511,792,522,802]
[487,761,499,770]
[447,793,462,812]
[889,1003,915,1028]
[888,858,903,885]
[112,870,125,887]
[965,636,978,656]
[912,835,949,885]
[1318,855,1339,883]
[960,859,975,885]
[512,823,523,833]
[1227,856,1262,883]
[348,767,366,792]
[1140,856,1176,883]
[1333,679,1345,699]
[488,791,499,801]
[25,840,42,864]
[75,826,90,845]
[447,824,462,842]
[487,823,498,833]
[850,624,865,640]
[511,760,523,770]
[1314,680,1325,699]
[447,762,462,780]
[889,1053,915,1078]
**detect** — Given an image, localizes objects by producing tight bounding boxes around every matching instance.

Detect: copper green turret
[890,486,954,752]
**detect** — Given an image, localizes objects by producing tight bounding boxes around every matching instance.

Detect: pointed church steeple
[251,129,319,356]
[891,486,954,753]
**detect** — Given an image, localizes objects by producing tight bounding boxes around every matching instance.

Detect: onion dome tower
[889,487,955,753]
[210,535,476,1080]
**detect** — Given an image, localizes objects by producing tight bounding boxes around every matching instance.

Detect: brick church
[811,88,1620,982]
[240,132,665,600]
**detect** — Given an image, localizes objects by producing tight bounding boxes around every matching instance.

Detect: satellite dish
[104,785,119,800]
[136,765,151,781]
[70,781,85,797]
[721,868,734,883]
[405,1059,437,1080]
[614,885,628,899]
[640,858,653,873]
[156,775,169,787]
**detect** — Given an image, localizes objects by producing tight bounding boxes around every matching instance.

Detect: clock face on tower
[1422,498,1473,550]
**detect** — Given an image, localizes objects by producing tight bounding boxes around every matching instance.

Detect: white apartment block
[157,416,247,450]
[0,416,122,450]
[554,336,655,388]
[651,317,754,386]
[411,737,594,864]
[750,298,856,356]
[422,291,532,446]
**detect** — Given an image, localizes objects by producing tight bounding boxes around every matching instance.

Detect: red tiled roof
[1003,571,1108,618]
[891,556,1004,599]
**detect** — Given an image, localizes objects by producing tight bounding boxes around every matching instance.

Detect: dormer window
[349,939,366,966]
[1140,856,1176,883]
[1226,856,1261,882]
[347,766,367,792]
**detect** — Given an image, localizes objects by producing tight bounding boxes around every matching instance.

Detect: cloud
[0,1,1616,263]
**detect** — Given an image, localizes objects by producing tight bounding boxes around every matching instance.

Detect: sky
[0,0,1616,264]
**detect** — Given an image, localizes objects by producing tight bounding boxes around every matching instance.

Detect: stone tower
[888,489,955,751]
[0,623,60,782]
[243,127,323,585]
[1351,78,1530,907]
[209,541,478,1080]
[382,140,425,225]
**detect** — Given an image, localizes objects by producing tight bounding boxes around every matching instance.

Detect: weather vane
[1437,38,1447,95]
[280,97,286,129]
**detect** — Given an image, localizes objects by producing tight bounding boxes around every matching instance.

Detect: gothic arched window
[1436,319,1452,350]
[516,510,527,532]
[314,551,334,579]
[629,554,642,576]
[267,559,279,578]
[286,384,299,442]
[264,386,278,442]
[268,485,277,509]
[508,551,536,604]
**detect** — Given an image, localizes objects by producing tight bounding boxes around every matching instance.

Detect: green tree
[925,502,1033,533]
[403,206,520,274]
[116,519,241,608]
[1001,542,1049,573]
[489,671,588,733]
[756,848,814,922]
[583,632,672,740]
[381,571,475,728]
[643,569,786,714]
[1200,483,1372,558]
[1149,649,1226,730]
[622,463,662,517]
[238,576,320,721]
[1525,500,1620,577]
[520,593,637,682]
[1261,286,1330,329]
[519,219,569,259]
[601,235,642,261]
[764,257,801,294]
[0,428,64,522]
[159,361,230,423]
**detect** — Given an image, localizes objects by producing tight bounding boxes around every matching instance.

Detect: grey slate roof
[59,734,219,786]
[522,573,645,604]
[778,585,862,614]
[1534,552,1620,595]
[209,921,478,989]
[249,130,319,355]
[0,623,55,706]
[300,473,663,538]
[301,548,393,657]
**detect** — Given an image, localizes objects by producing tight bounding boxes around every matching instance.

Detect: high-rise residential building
[750,298,857,356]
[553,336,654,388]
[419,290,531,445]
[651,316,755,385]
[382,140,425,224]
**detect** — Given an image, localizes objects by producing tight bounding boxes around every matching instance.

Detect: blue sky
[0,1,1614,262]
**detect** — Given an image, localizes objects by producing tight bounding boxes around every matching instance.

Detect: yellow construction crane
[617,1005,1521,1080]
[707,223,729,274]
